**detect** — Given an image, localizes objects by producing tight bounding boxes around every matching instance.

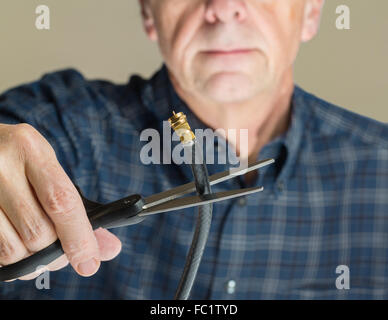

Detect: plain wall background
[1,0,387,122]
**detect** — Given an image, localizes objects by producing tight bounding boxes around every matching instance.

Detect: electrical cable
[174,139,213,300]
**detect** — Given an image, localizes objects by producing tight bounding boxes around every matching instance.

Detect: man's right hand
[0,123,122,280]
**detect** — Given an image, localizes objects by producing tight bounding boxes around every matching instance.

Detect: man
[0,0,387,299]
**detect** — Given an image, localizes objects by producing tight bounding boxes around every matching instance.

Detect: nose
[205,0,248,24]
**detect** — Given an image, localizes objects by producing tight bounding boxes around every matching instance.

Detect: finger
[0,169,57,253]
[17,229,120,281]
[0,206,29,266]
[17,264,48,281]
[47,254,69,271]
[24,150,100,277]
[17,254,69,280]
[94,228,122,261]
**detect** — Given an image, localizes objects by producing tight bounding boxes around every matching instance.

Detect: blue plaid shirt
[0,65,387,299]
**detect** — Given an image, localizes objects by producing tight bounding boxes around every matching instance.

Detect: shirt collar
[279,85,309,184]
[140,64,309,188]
[258,84,308,188]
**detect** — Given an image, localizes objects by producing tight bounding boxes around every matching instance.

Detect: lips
[202,48,255,55]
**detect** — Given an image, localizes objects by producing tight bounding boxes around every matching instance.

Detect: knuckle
[12,124,53,161]
[13,124,40,156]
[45,187,79,217]
[65,238,94,264]
[13,123,37,144]
[20,214,56,251]
[0,237,23,265]
[69,237,90,254]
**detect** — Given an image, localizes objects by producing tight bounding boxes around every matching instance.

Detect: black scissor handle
[0,185,145,281]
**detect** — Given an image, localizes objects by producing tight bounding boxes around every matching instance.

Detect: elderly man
[0,0,387,299]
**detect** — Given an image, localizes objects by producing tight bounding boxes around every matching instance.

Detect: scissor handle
[0,185,144,281]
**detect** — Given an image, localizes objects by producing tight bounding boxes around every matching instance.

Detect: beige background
[0,0,387,122]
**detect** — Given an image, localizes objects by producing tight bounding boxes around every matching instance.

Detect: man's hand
[0,123,122,280]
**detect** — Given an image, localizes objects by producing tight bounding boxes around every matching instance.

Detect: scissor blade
[143,158,274,209]
[139,186,264,216]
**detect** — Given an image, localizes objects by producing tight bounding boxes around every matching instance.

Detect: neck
[168,68,294,164]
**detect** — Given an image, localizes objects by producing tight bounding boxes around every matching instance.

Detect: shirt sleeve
[0,69,94,180]
[0,69,98,298]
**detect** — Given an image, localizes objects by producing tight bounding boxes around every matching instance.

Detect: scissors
[0,158,274,281]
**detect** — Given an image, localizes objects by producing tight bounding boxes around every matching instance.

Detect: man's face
[140,0,323,104]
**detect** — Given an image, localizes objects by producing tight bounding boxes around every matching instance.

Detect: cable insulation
[174,140,213,300]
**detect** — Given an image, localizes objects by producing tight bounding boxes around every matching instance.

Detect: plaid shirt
[0,65,387,300]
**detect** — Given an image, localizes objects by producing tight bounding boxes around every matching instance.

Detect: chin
[201,72,258,104]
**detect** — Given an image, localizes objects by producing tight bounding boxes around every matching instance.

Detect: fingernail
[77,258,100,276]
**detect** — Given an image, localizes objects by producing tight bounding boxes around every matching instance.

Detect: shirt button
[226,280,236,294]
[237,197,247,207]
[277,181,285,192]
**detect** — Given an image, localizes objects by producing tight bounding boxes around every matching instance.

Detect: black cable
[174,139,213,300]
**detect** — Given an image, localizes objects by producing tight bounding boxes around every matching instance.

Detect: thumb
[94,228,122,261]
